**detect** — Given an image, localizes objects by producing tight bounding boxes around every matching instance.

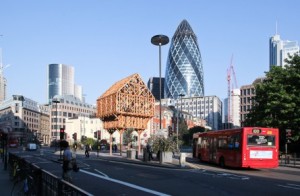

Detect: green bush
[150,136,177,153]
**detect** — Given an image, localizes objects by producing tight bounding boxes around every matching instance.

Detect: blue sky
[0,0,299,104]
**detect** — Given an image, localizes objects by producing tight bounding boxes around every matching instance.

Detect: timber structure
[97,73,155,155]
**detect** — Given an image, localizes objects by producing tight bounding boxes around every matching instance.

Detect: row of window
[240,88,255,96]
[176,100,213,106]
[198,134,241,150]
[240,97,252,104]
[197,134,275,149]
[54,105,94,114]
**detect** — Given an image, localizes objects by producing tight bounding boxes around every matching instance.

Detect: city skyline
[0,1,299,104]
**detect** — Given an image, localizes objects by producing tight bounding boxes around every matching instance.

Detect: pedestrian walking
[85,144,90,157]
[62,141,73,182]
[146,143,153,161]
[113,144,118,152]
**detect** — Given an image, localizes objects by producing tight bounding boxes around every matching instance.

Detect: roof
[99,73,138,99]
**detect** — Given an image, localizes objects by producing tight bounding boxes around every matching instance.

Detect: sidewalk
[0,158,13,196]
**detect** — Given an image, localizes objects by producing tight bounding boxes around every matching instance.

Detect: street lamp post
[177,93,185,150]
[151,34,169,130]
[52,99,60,158]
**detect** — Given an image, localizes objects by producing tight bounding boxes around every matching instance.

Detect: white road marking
[108,160,181,171]
[80,169,170,196]
[188,169,250,180]
[277,183,300,190]
[94,169,109,178]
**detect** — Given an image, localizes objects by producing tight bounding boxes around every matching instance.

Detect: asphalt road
[9,148,300,196]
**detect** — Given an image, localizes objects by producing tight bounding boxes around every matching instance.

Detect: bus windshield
[247,135,275,146]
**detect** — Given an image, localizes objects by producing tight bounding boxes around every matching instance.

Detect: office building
[240,77,265,126]
[48,64,83,103]
[0,95,50,145]
[147,77,165,100]
[165,19,204,99]
[269,34,299,69]
[0,50,7,103]
[165,96,222,130]
[50,95,96,140]
[0,69,6,103]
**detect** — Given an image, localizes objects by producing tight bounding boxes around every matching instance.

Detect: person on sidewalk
[146,143,153,161]
[62,141,73,182]
[85,144,90,157]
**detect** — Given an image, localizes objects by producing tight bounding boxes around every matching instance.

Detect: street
[8,147,300,196]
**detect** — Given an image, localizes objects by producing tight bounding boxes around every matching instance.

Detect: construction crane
[227,55,238,123]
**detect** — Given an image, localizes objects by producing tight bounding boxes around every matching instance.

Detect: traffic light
[72,133,77,141]
[60,128,65,140]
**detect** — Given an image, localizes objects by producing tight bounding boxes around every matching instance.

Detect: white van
[27,143,37,151]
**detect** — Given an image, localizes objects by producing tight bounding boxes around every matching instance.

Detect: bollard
[180,153,186,167]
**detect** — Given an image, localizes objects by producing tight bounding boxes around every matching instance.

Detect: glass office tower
[48,64,75,103]
[269,34,299,70]
[164,19,204,99]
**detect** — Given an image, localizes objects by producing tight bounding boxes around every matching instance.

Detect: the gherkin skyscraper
[164,20,204,99]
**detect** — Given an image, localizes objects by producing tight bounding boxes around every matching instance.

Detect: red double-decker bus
[192,127,279,168]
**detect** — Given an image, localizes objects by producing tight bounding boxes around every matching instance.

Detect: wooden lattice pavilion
[97,73,155,155]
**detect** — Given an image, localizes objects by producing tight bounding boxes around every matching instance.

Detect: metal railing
[8,152,93,196]
[279,153,300,167]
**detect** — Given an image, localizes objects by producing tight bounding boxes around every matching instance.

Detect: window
[200,137,208,148]
[218,138,227,148]
[247,135,275,146]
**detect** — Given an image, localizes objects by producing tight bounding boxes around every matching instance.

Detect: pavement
[0,157,13,196]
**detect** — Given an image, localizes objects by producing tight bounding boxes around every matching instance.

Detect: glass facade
[48,64,75,103]
[165,20,204,99]
[269,34,299,69]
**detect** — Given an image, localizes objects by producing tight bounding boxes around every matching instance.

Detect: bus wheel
[219,157,225,168]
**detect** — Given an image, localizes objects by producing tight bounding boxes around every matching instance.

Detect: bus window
[228,137,234,148]
[218,138,227,149]
[247,135,275,146]
[234,134,240,149]
[228,135,240,149]
[198,137,202,145]
[201,138,208,148]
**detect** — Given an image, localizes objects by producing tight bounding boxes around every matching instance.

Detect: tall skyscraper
[164,19,204,99]
[0,49,7,102]
[0,69,7,103]
[147,77,165,100]
[269,33,299,69]
[48,64,83,103]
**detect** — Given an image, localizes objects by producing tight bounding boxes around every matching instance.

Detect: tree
[244,54,300,150]
[178,118,188,145]
[123,128,134,146]
[149,136,177,153]
[182,126,206,145]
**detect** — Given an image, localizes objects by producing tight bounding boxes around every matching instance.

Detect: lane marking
[277,183,300,190]
[80,169,170,196]
[108,160,181,171]
[94,169,109,178]
[188,169,250,180]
